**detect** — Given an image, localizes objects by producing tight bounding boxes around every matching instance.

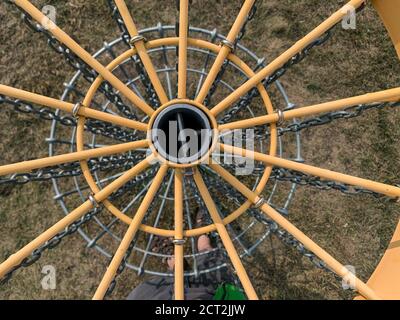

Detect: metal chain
[203,0,258,107]
[0,95,140,143]
[220,3,369,124]
[0,206,102,285]
[199,168,332,273]
[106,0,161,108]
[106,0,131,46]
[0,152,149,185]
[133,56,160,108]
[248,208,333,272]
[8,3,138,121]
[270,167,383,198]
[278,101,400,136]
[220,27,335,124]
[105,173,161,297]
[230,100,400,144]
[109,165,159,199]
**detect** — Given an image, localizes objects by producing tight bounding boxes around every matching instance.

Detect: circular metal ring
[72,102,83,118]
[129,35,147,46]
[220,39,235,52]
[172,239,186,245]
[88,194,100,208]
[276,109,285,126]
[254,197,265,209]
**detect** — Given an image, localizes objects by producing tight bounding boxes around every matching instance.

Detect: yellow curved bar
[373,0,400,59]
[76,37,277,237]
[352,0,400,300]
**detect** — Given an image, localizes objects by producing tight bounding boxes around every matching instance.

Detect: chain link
[133,56,160,108]
[279,101,400,136]
[0,206,102,285]
[270,167,383,198]
[9,3,139,121]
[0,152,148,185]
[0,95,140,143]
[104,173,161,297]
[220,25,338,124]
[220,4,369,124]
[106,0,161,107]
[199,167,332,272]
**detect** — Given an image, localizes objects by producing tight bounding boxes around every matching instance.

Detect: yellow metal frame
[0,0,399,300]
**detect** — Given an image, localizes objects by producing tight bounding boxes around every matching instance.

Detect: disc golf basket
[0,0,400,300]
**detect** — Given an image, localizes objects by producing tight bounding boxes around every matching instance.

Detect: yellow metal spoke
[211,0,365,117]
[220,144,400,198]
[0,140,148,176]
[219,86,400,131]
[178,0,189,99]
[174,169,185,300]
[14,0,154,116]
[93,164,169,300]
[0,156,153,279]
[195,0,256,103]
[210,163,380,300]
[193,168,258,300]
[114,0,168,104]
[0,84,148,131]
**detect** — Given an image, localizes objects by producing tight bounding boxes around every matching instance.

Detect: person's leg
[198,234,213,252]
[167,235,212,271]
[167,256,175,270]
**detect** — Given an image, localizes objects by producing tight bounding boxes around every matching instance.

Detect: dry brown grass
[0,0,399,300]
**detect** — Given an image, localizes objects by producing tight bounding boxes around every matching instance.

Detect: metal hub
[150,103,213,165]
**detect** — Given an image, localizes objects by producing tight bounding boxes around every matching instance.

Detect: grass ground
[0,0,399,300]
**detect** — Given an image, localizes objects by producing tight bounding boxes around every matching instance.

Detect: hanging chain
[278,100,400,136]
[108,165,159,199]
[248,208,333,272]
[133,56,160,108]
[0,206,102,285]
[270,167,383,198]
[104,173,162,297]
[199,167,333,273]
[106,0,131,46]
[220,29,334,124]
[204,0,258,107]
[7,2,138,121]
[0,95,140,143]
[106,0,161,108]
[0,152,148,185]
[0,164,159,285]
[246,100,400,141]
[221,3,368,124]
